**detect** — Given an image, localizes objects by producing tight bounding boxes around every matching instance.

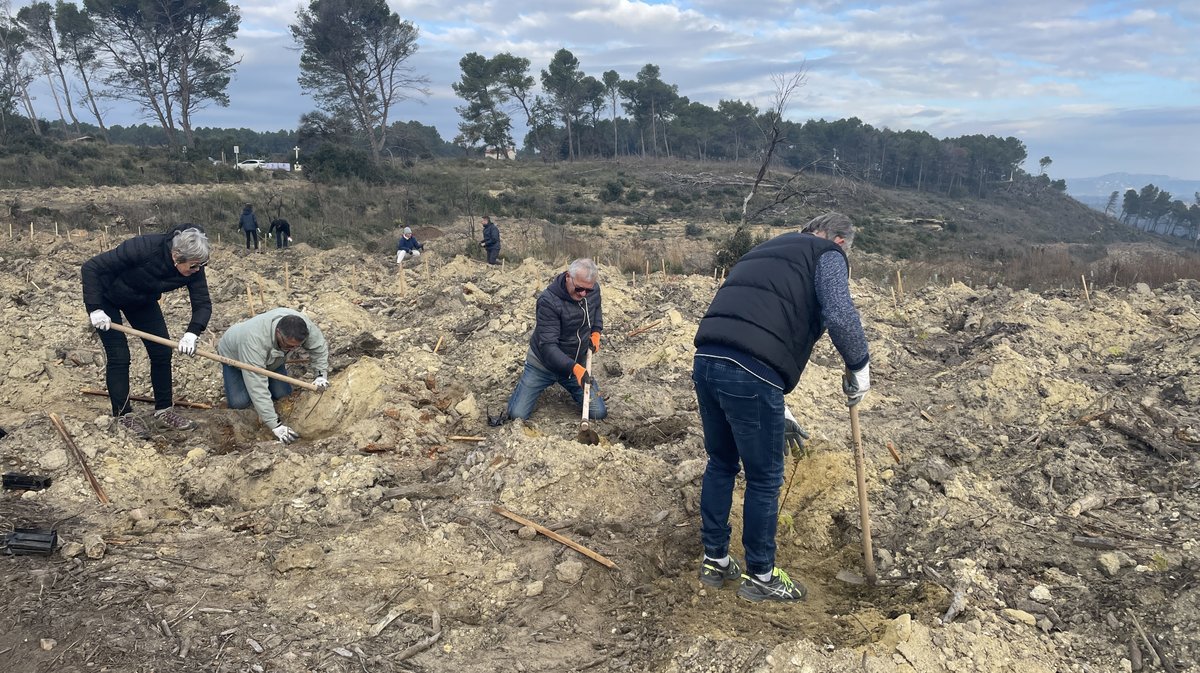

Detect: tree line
[1113,184,1200,241]
[3,0,1045,197]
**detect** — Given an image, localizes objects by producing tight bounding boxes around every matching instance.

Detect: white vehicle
[236,159,266,170]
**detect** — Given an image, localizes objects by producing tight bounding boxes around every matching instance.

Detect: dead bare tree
[740,69,806,225]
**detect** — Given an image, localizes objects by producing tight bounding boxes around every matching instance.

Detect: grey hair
[568,258,599,283]
[171,227,211,263]
[801,212,855,250]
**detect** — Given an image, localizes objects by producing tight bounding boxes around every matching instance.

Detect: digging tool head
[575,422,600,445]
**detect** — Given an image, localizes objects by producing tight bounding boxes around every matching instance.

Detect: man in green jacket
[218,308,330,444]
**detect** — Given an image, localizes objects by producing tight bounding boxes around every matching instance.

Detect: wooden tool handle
[581,350,592,424]
[106,322,318,391]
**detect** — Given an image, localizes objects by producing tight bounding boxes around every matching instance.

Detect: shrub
[714,227,765,268]
[599,181,623,203]
[684,223,704,238]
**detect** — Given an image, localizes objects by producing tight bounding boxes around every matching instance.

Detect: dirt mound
[1,222,1198,673]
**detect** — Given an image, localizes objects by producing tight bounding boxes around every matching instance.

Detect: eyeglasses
[176,259,208,271]
[570,278,595,295]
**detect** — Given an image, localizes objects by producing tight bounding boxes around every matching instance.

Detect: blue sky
[12,0,1200,179]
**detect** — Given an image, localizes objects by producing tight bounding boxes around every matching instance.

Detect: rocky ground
[1,213,1198,673]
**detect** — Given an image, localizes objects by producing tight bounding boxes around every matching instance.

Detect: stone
[1002,609,1037,626]
[525,580,544,597]
[517,526,537,540]
[9,357,44,380]
[59,542,84,559]
[1029,584,1053,602]
[667,309,683,326]
[273,542,324,572]
[454,394,479,418]
[38,449,68,471]
[185,448,208,462]
[672,458,706,484]
[555,559,584,585]
[39,638,56,651]
[132,519,159,535]
[1106,364,1135,376]
[1134,283,1152,296]
[1098,552,1122,577]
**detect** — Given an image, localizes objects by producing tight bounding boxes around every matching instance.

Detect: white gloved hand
[89,309,112,331]
[272,424,299,444]
[782,406,810,456]
[313,375,329,391]
[842,363,871,407]
[178,332,198,355]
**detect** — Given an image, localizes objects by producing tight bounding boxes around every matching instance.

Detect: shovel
[849,403,877,585]
[575,351,600,445]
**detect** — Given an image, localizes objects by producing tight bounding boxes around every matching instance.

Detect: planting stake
[245,285,255,316]
[49,412,109,504]
[493,506,617,569]
[1081,274,1092,307]
[850,404,877,585]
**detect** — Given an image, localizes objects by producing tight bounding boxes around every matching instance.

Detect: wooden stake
[886,440,902,464]
[80,389,212,410]
[448,435,485,442]
[895,268,904,299]
[645,259,650,277]
[1081,274,1092,307]
[30,221,34,239]
[7,221,11,240]
[284,262,290,293]
[49,413,110,504]
[217,231,221,245]
[246,285,255,316]
[493,506,618,569]
[54,221,59,238]
[891,286,898,308]
[632,271,636,288]
[661,258,666,279]
[433,335,444,354]
[66,228,71,242]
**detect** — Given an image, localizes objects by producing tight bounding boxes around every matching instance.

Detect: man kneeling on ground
[504,258,606,422]
[218,308,330,444]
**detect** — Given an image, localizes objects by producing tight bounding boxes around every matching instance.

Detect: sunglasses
[571,278,595,295]
[184,261,208,271]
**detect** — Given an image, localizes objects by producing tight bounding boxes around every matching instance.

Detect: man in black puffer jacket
[692,212,870,604]
[81,223,213,438]
[504,258,606,421]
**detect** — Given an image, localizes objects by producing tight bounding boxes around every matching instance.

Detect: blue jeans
[223,362,292,409]
[506,351,607,421]
[692,356,785,576]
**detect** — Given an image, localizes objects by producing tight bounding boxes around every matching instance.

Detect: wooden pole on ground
[661,258,666,279]
[8,221,12,240]
[645,259,650,277]
[49,413,110,504]
[54,221,59,238]
[433,335,444,354]
[849,405,877,585]
[245,285,255,316]
[895,268,904,300]
[1081,274,1093,307]
[30,221,34,240]
[632,271,636,288]
[493,506,618,570]
[66,228,71,242]
[107,323,319,391]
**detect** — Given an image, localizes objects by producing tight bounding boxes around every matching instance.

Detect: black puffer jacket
[694,232,843,392]
[529,272,602,375]
[81,223,212,335]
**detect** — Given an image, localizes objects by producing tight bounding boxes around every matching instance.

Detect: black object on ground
[3,529,58,555]
[2,473,52,491]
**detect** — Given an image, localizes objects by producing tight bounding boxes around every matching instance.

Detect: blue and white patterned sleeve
[814,251,870,371]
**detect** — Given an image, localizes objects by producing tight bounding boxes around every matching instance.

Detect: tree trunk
[76,63,109,142]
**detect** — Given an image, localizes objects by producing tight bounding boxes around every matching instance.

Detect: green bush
[714,227,765,268]
[684,223,704,238]
[599,181,623,203]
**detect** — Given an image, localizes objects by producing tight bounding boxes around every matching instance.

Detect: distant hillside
[1067,173,1200,200]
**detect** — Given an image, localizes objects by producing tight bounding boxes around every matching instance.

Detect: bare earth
[1,210,1198,673]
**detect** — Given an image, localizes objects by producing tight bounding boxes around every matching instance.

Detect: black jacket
[694,232,844,392]
[81,223,213,335]
[482,222,500,249]
[529,272,602,375]
[397,234,423,252]
[239,207,258,231]
[268,219,290,235]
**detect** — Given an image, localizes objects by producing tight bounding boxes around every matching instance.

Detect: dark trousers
[486,246,500,265]
[95,301,174,416]
[275,229,290,248]
[244,229,259,249]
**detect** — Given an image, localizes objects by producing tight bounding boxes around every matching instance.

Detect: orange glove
[589,331,601,353]
[572,363,592,388]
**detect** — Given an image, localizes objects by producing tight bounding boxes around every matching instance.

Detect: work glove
[313,375,329,391]
[272,424,299,444]
[783,406,810,456]
[572,363,592,389]
[89,309,112,331]
[177,332,198,356]
[589,331,601,353]
[842,363,871,407]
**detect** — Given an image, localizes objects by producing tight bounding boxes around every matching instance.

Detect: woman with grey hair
[81,223,214,438]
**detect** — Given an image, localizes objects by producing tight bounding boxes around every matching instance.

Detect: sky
[13,0,1200,179]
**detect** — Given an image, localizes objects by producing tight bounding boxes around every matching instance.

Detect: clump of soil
[1,213,1198,673]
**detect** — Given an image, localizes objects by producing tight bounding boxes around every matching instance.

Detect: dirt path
[1,216,1197,672]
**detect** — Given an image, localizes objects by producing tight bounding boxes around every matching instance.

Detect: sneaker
[149,407,196,431]
[116,414,151,439]
[699,557,743,588]
[737,568,808,602]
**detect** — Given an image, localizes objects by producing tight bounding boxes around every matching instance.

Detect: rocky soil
[1,212,1198,673]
